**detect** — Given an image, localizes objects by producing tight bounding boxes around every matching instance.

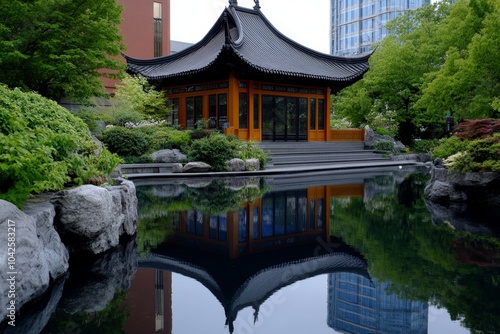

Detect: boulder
[364,125,376,147]
[106,178,138,236]
[227,158,246,171]
[53,182,138,255]
[394,140,406,152]
[182,161,211,173]
[151,149,187,163]
[245,158,260,171]
[0,201,50,321]
[23,199,69,279]
[171,163,184,173]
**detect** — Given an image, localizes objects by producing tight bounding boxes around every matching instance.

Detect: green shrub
[432,136,466,159]
[436,133,500,172]
[122,155,154,164]
[136,126,190,152]
[97,107,144,126]
[411,139,441,153]
[372,139,396,153]
[189,128,211,140]
[187,132,239,171]
[374,127,393,136]
[0,85,120,207]
[103,126,148,157]
[72,109,103,136]
[237,141,268,170]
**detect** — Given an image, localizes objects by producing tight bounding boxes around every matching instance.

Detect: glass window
[209,94,217,128]
[239,93,248,129]
[186,96,203,128]
[318,99,325,130]
[168,98,179,126]
[310,98,316,130]
[218,94,227,128]
[153,2,162,57]
[253,94,259,129]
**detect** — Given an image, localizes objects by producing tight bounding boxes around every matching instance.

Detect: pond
[4,166,500,334]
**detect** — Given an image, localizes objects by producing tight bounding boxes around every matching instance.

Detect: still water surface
[8,167,500,333]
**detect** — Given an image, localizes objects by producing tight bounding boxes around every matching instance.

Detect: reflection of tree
[330,173,500,334]
[41,291,128,334]
[135,179,270,254]
[186,179,268,214]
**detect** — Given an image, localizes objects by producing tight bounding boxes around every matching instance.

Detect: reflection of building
[330,0,430,56]
[138,180,367,333]
[125,269,172,334]
[328,272,428,333]
[171,184,363,260]
[126,2,370,142]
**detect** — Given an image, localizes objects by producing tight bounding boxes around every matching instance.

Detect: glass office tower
[331,0,430,56]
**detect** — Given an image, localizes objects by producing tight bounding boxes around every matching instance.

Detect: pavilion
[125,0,371,142]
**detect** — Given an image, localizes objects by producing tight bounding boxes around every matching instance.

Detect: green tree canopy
[417,0,500,121]
[0,0,125,103]
[113,74,169,120]
[332,0,499,145]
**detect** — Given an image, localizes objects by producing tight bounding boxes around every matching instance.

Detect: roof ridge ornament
[253,0,261,10]
[229,0,237,6]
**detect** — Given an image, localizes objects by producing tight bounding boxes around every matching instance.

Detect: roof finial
[253,0,261,10]
[229,0,237,6]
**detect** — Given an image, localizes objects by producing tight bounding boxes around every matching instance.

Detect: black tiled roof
[125,5,371,89]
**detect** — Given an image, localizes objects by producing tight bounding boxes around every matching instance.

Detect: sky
[170,0,331,54]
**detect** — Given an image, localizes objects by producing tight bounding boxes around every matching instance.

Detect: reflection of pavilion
[138,182,369,333]
[328,273,428,334]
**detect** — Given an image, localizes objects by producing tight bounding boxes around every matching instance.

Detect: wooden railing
[330,129,365,141]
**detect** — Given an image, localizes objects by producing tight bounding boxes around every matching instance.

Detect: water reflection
[328,273,428,334]
[132,168,500,334]
[7,167,499,334]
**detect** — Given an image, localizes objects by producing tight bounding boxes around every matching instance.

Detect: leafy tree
[416,0,500,121]
[332,1,451,144]
[0,0,125,102]
[113,74,169,121]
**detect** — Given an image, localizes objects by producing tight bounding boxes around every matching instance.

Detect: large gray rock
[58,239,137,314]
[23,199,69,280]
[171,163,184,173]
[0,201,50,322]
[227,158,246,171]
[52,182,137,255]
[183,161,211,173]
[364,125,376,147]
[245,158,260,171]
[52,185,118,255]
[106,178,138,236]
[425,168,500,206]
[151,149,187,163]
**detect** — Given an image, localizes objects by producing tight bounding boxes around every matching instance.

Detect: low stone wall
[0,178,138,324]
[425,167,500,206]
